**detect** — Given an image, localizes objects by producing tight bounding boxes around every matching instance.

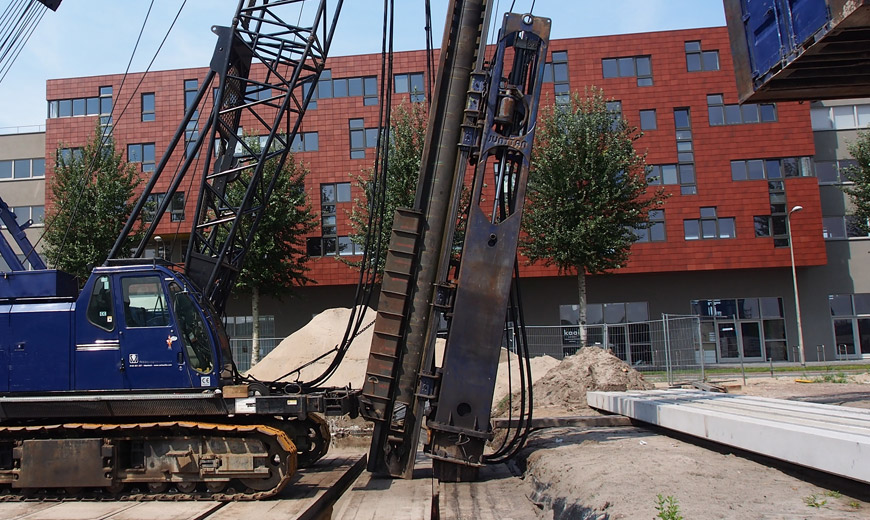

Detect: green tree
[844,130,870,235]
[43,125,143,282]
[229,147,317,365]
[348,102,427,275]
[520,89,667,339]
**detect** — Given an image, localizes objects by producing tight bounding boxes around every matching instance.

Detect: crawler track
[0,421,297,501]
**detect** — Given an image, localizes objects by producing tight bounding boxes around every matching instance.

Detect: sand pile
[502,346,653,416]
[246,306,376,388]
[491,351,559,408]
[247,306,559,398]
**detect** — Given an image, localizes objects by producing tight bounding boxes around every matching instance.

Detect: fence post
[662,314,672,385]
[695,316,705,382]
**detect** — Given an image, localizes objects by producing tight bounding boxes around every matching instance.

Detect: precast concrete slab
[587,389,870,484]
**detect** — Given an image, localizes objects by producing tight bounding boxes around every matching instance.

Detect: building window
[141,93,155,122]
[542,51,571,104]
[58,148,84,163]
[0,158,44,180]
[314,182,351,256]
[0,205,44,228]
[349,119,379,159]
[823,216,870,240]
[601,55,652,86]
[290,132,319,152]
[828,294,870,356]
[633,209,665,242]
[731,157,812,181]
[395,72,425,103]
[127,143,156,172]
[811,104,870,131]
[306,235,363,258]
[184,79,198,110]
[245,84,272,102]
[815,159,858,184]
[48,86,113,129]
[672,108,697,195]
[684,207,735,240]
[144,192,185,222]
[707,94,776,126]
[685,41,719,72]
[225,315,277,372]
[559,302,651,361]
[321,182,351,205]
[691,297,787,361]
[314,70,379,106]
[605,101,622,130]
[184,80,200,158]
[639,109,656,131]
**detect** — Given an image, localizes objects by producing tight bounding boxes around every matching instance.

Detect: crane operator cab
[73,260,233,392]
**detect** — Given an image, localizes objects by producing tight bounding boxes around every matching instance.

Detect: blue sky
[0,0,725,129]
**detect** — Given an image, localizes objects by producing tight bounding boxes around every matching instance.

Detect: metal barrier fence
[231,337,281,373]
[515,315,704,384]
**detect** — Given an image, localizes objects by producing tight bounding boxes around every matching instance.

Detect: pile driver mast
[360,0,551,481]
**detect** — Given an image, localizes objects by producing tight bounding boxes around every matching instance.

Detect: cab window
[86,275,115,331]
[169,282,213,373]
[121,276,169,327]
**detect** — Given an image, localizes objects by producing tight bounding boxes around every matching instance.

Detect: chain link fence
[230,337,281,373]
[513,315,704,384]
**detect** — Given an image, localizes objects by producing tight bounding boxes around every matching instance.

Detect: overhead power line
[0,0,61,85]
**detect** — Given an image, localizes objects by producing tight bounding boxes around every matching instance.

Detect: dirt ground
[515,371,870,520]
[271,312,870,519]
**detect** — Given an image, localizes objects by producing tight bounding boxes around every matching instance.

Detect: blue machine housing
[0,262,233,394]
[724,0,870,102]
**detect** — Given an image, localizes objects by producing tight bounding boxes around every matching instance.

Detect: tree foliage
[348,102,427,275]
[43,125,143,281]
[230,152,317,297]
[844,130,870,235]
[228,144,317,365]
[520,89,667,332]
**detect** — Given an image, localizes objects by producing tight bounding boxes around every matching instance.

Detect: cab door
[117,274,190,390]
[74,274,124,390]
[168,282,217,389]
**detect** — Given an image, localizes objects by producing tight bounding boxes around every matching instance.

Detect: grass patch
[803,494,827,508]
[812,372,849,384]
[655,494,683,520]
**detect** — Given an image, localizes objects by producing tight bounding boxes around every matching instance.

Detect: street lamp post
[154,235,164,261]
[787,205,804,366]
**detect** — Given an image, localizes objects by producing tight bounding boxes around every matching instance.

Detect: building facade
[38,26,867,363]
[0,130,46,270]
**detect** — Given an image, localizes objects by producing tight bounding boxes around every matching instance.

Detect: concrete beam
[587,390,870,484]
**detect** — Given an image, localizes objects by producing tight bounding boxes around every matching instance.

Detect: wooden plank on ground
[210,454,366,520]
[105,501,220,520]
[438,463,538,520]
[12,502,139,520]
[332,453,434,520]
[0,503,65,520]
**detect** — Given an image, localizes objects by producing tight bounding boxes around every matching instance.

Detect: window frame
[141,92,155,122]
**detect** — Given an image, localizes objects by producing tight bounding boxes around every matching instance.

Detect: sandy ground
[518,371,870,520]
[262,310,870,519]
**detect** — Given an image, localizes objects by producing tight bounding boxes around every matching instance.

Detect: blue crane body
[0,263,231,394]
[0,0,550,497]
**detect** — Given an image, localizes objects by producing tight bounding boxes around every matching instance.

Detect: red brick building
[44,27,839,364]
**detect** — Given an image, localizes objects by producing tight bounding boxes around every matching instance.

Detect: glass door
[717,322,739,359]
[859,319,870,356]
[834,319,858,358]
[740,322,765,361]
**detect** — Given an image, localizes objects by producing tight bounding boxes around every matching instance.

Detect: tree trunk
[577,271,587,346]
[251,286,261,366]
